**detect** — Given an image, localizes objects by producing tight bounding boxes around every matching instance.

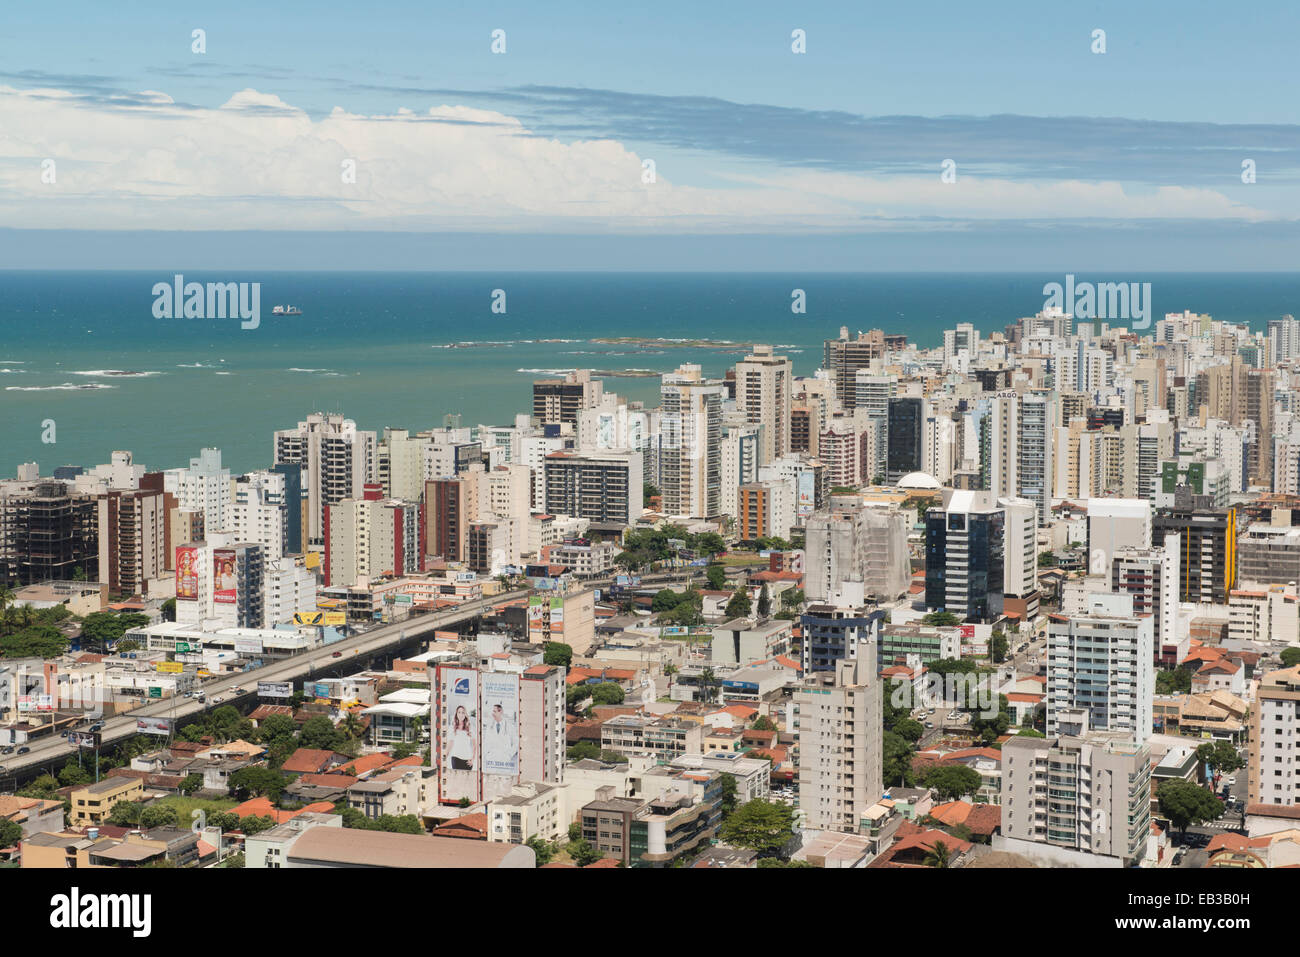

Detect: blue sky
[3,0,1299,269]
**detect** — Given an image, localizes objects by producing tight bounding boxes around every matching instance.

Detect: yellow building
[69,777,144,826]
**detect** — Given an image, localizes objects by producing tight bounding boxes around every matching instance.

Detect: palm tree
[699,668,718,704]
[0,585,14,631]
[923,840,952,868]
[341,711,364,741]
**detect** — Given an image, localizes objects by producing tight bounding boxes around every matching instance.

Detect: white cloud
[0,84,1280,231]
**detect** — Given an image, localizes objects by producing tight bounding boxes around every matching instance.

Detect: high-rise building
[659,365,724,518]
[533,370,604,427]
[425,476,478,563]
[0,480,98,586]
[95,488,167,597]
[324,489,424,588]
[543,450,643,528]
[1017,393,1054,525]
[734,344,792,463]
[924,490,1004,623]
[793,656,882,832]
[805,496,910,602]
[800,598,885,674]
[376,428,426,502]
[1046,593,1153,743]
[1110,536,1181,666]
[999,497,1040,621]
[1086,498,1152,579]
[174,537,266,628]
[823,327,888,409]
[999,721,1151,867]
[162,448,231,535]
[886,397,926,482]
[273,413,377,548]
[1238,523,1300,585]
[231,470,288,563]
[737,480,795,543]
[1152,508,1237,603]
[1248,665,1300,808]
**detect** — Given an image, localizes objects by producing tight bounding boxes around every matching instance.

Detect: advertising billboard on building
[294,612,324,626]
[68,731,100,750]
[313,682,331,698]
[234,638,264,655]
[438,666,480,805]
[176,545,200,600]
[549,596,564,632]
[797,470,816,518]
[155,661,183,674]
[257,681,292,699]
[527,596,545,622]
[213,548,237,604]
[480,672,520,779]
[136,717,171,736]
[324,612,346,626]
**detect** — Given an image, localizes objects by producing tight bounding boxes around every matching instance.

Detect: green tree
[882,731,916,788]
[57,760,92,788]
[239,814,276,835]
[0,624,67,658]
[1155,668,1193,695]
[589,682,625,706]
[1037,551,1056,568]
[692,532,726,558]
[725,588,752,619]
[757,858,816,868]
[757,584,772,618]
[643,483,660,501]
[139,804,179,829]
[1196,740,1244,775]
[717,799,794,858]
[921,764,983,801]
[526,835,555,865]
[652,589,686,613]
[298,715,345,751]
[1157,779,1224,836]
[718,772,738,819]
[990,630,1009,664]
[567,741,601,762]
[179,773,203,796]
[569,838,606,867]
[751,715,776,732]
[0,818,23,849]
[107,801,143,826]
[780,588,805,609]
[229,766,287,800]
[160,598,176,622]
[698,668,720,704]
[706,565,728,591]
[969,695,1012,746]
[1281,647,1300,669]
[567,821,582,843]
[924,840,953,868]
[922,611,962,627]
[223,851,246,868]
[893,717,924,745]
[257,714,297,746]
[543,642,573,668]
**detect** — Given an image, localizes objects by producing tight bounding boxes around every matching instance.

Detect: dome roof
[896,471,941,490]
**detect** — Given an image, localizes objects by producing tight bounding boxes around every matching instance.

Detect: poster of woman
[439,668,480,803]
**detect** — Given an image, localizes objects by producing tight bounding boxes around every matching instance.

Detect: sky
[2,0,1299,269]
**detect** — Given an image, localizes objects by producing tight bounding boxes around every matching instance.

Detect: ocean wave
[214,372,233,376]
[287,367,332,373]
[177,362,217,368]
[70,370,161,378]
[516,368,575,376]
[0,368,28,373]
[7,382,116,392]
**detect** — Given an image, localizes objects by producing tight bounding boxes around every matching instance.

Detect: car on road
[1225,776,1237,787]
[16,746,30,754]
[88,723,104,733]
[925,721,934,728]
[0,746,13,754]
[232,687,245,695]
[332,651,343,657]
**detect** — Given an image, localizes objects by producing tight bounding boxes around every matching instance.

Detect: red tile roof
[281,748,341,774]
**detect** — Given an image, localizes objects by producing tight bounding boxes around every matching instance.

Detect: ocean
[3,271,1299,476]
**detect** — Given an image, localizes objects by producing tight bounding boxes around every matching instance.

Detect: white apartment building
[659,365,725,519]
[273,413,377,547]
[793,656,882,833]
[163,448,232,533]
[1046,593,1153,744]
[263,556,318,625]
[735,344,792,463]
[231,470,287,562]
[1249,665,1300,808]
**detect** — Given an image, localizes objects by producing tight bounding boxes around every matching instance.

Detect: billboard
[155,661,183,674]
[294,612,324,626]
[313,682,331,698]
[549,596,564,631]
[175,641,199,654]
[234,638,264,655]
[136,716,171,736]
[480,673,520,778]
[527,596,545,622]
[176,545,199,600]
[257,681,292,699]
[438,667,480,805]
[797,470,816,518]
[324,612,346,626]
[68,731,100,750]
[213,548,237,604]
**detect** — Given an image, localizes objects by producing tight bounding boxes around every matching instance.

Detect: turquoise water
[3,271,1299,475]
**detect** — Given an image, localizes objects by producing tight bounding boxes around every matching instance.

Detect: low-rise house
[0,794,65,838]
[69,777,144,826]
[486,781,565,844]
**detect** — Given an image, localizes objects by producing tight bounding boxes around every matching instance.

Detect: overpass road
[0,588,533,789]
